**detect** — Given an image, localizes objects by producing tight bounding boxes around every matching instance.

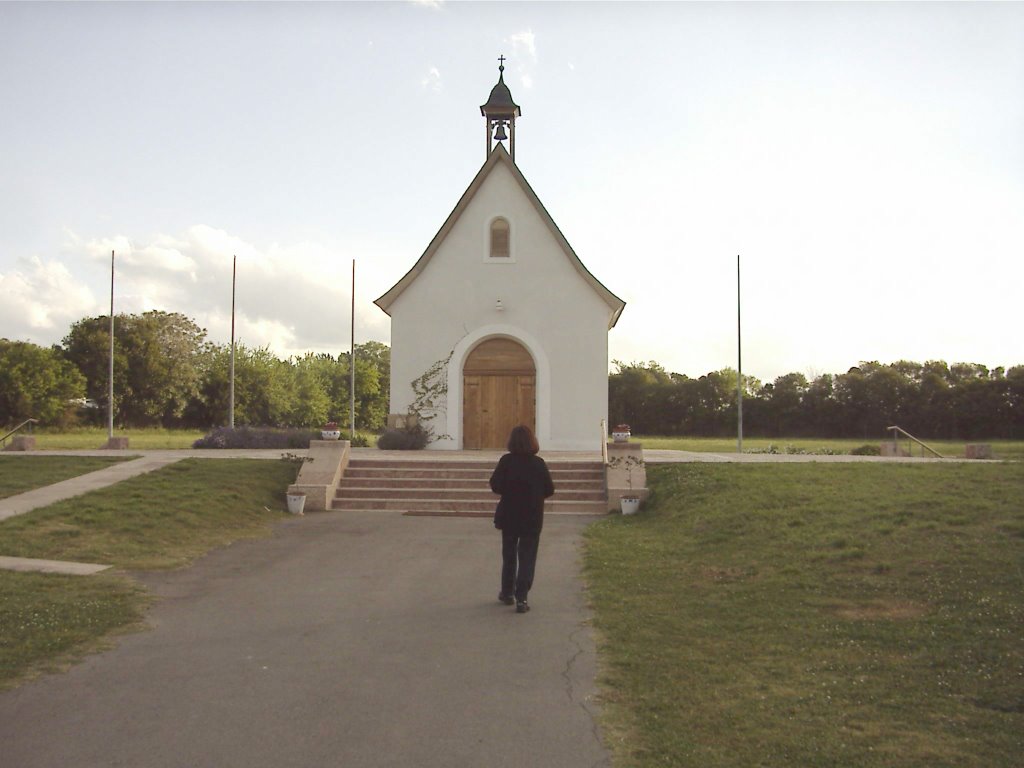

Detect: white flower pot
[286,493,306,515]
[620,497,641,515]
[321,430,341,440]
[612,431,631,443]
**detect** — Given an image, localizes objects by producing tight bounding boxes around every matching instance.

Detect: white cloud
[421,66,442,93]
[509,31,537,61]
[507,30,537,90]
[0,255,97,341]
[5,226,398,359]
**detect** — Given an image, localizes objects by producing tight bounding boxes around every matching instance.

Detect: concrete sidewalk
[0,449,299,523]
[0,455,184,523]
[0,510,610,768]
[0,450,304,575]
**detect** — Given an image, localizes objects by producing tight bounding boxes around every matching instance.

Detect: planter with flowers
[611,424,632,443]
[607,452,645,514]
[321,421,341,440]
[286,491,306,515]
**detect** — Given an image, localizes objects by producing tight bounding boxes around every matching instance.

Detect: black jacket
[490,453,556,536]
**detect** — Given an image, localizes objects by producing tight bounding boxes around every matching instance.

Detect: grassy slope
[0,458,297,688]
[584,462,1024,767]
[0,455,131,499]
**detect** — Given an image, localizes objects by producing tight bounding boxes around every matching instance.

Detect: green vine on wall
[408,350,455,443]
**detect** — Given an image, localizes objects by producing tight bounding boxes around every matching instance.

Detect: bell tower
[480,55,521,162]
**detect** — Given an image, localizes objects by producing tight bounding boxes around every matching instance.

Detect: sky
[1,1,1022,384]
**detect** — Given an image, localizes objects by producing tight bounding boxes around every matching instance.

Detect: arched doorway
[462,337,536,450]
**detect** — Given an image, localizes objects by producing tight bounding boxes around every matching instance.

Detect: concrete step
[341,478,602,491]
[334,458,607,516]
[344,468,604,481]
[330,497,607,514]
[349,459,601,471]
[336,487,606,502]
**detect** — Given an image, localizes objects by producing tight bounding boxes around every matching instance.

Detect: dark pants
[501,531,540,602]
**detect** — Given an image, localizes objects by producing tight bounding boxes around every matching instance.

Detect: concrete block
[291,440,350,511]
[4,435,36,451]
[104,437,130,450]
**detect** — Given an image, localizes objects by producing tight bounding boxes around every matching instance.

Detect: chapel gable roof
[374,144,626,328]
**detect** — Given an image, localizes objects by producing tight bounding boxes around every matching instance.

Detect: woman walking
[490,425,555,613]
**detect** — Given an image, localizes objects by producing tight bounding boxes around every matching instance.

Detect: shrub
[376,425,429,450]
[193,426,318,449]
[350,433,371,448]
[850,443,881,456]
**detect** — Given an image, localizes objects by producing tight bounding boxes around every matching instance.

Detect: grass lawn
[584,462,1024,767]
[0,455,132,499]
[636,435,1024,461]
[29,428,204,450]
[0,458,297,689]
[0,572,147,687]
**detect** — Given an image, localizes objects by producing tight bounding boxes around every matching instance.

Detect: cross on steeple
[481,56,521,162]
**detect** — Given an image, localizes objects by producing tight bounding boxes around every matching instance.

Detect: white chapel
[374,61,625,451]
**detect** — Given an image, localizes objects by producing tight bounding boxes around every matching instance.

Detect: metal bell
[492,121,508,141]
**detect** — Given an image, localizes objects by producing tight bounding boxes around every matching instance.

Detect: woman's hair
[507,424,539,455]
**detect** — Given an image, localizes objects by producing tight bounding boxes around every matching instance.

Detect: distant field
[636,435,1024,461]
[29,429,204,450]
[16,429,1023,459]
[26,428,378,451]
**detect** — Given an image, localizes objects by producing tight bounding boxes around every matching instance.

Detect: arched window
[490,217,510,258]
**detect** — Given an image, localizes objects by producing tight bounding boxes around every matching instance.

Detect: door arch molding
[447,325,550,450]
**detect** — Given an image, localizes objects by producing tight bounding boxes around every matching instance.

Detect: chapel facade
[374,61,624,450]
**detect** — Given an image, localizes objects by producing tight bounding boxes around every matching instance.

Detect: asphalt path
[0,509,609,768]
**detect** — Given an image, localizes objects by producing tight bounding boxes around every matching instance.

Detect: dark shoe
[498,593,515,605]
[516,601,530,613]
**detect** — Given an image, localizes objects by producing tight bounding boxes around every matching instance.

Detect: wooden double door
[463,338,536,450]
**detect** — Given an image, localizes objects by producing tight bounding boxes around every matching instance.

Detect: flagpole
[737,254,743,453]
[108,250,115,441]
[350,259,356,439]
[229,255,236,429]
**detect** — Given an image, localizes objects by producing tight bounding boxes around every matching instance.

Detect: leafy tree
[60,315,128,421]
[287,354,332,428]
[0,340,86,426]
[609,361,672,434]
[764,372,809,437]
[62,311,207,427]
[230,345,294,427]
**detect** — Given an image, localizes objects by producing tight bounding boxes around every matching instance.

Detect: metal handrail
[886,425,944,459]
[1,418,39,448]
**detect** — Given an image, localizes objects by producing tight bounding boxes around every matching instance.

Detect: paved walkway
[0,509,609,768]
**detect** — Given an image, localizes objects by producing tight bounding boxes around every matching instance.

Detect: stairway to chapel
[331,457,608,515]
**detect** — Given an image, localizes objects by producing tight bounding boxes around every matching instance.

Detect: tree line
[608,360,1024,440]
[2,312,1021,439]
[1,311,390,431]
